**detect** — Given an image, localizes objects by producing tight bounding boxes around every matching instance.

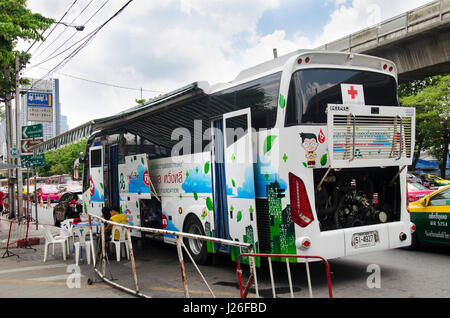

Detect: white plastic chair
[72,226,94,265]
[110,225,130,262]
[55,219,73,255]
[42,225,68,262]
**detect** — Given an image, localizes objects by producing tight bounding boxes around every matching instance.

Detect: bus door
[89,146,104,216]
[109,145,120,208]
[220,108,258,258]
[212,118,231,252]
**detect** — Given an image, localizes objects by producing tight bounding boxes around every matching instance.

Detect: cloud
[314,0,432,46]
[19,0,431,131]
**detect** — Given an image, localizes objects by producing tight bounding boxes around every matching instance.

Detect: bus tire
[183,214,209,265]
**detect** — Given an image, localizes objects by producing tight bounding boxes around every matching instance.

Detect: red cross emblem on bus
[347,86,358,99]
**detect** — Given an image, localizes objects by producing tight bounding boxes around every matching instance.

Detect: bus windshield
[285,68,398,125]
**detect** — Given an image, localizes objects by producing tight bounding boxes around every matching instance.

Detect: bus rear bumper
[342,222,411,256]
[296,222,412,260]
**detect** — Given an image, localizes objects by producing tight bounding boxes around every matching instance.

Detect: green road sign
[22,124,43,139]
[20,154,46,168]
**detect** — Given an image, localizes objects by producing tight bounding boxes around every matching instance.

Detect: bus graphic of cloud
[234,167,256,199]
[91,183,104,202]
[128,164,150,194]
[182,166,213,194]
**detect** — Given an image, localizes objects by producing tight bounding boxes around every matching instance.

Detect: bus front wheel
[183,214,209,265]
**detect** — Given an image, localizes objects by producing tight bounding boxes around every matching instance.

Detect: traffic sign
[22,124,43,139]
[27,92,53,122]
[21,138,44,153]
[20,154,46,168]
[26,92,52,107]
[9,147,19,158]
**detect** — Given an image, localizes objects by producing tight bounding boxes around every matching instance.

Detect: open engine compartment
[313,167,401,231]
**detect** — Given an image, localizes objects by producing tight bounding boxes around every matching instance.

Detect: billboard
[26,91,53,122]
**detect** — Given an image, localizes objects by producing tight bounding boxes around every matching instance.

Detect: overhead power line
[30,0,110,65]
[31,0,96,60]
[27,0,80,55]
[50,68,166,94]
[29,0,134,90]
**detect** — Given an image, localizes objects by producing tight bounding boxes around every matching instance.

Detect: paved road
[1,231,449,299]
[1,208,449,299]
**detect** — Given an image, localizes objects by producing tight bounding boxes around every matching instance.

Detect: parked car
[53,191,83,226]
[36,185,60,203]
[0,186,8,195]
[57,184,83,200]
[407,173,422,184]
[22,185,35,199]
[408,185,450,248]
[407,182,434,203]
[432,176,450,187]
[419,173,441,189]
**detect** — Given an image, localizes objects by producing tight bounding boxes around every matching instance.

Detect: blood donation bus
[80,49,415,264]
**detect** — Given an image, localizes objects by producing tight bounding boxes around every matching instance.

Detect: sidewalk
[0,216,247,298]
[0,215,59,248]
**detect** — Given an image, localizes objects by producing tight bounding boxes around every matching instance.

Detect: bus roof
[232,49,311,83]
[218,49,397,92]
[94,81,210,129]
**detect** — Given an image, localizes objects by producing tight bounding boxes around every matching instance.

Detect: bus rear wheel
[183,214,209,265]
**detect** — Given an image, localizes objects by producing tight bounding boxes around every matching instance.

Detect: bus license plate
[351,231,379,248]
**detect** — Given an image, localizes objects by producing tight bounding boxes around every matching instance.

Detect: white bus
[81,49,415,264]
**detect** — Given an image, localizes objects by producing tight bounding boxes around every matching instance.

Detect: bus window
[225,114,248,148]
[60,175,72,184]
[49,176,59,184]
[90,148,102,167]
[235,72,280,130]
[212,72,281,130]
[36,177,48,186]
[285,68,399,125]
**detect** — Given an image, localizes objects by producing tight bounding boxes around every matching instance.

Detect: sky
[19,0,432,130]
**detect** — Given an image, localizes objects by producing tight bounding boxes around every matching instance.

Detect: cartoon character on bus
[300,132,318,167]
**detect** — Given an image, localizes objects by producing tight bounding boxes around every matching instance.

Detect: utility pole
[4,63,15,219]
[15,55,23,221]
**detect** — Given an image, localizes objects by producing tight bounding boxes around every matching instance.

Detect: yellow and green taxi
[422,173,450,187]
[408,185,450,248]
[434,176,450,187]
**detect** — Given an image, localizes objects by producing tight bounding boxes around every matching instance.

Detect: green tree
[399,74,450,178]
[38,139,87,177]
[0,0,54,106]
